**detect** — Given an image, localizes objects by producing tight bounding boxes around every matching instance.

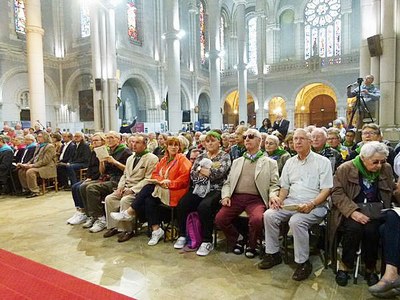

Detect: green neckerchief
[135,149,149,158]
[39,142,48,148]
[343,141,355,147]
[269,147,287,158]
[243,150,264,163]
[355,144,362,154]
[352,155,380,183]
[332,145,342,152]
[312,144,330,154]
[110,143,126,155]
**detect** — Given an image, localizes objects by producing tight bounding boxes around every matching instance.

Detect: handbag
[357,202,383,219]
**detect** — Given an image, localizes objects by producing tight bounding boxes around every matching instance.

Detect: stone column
[89,2,103,131]
[359,0,375,77]
[188,3,198,123]
[165,0,181,132]
[235,0,247,124]
[208,0,222,129]
[255,8,266,128]
[379,0,398,139]
[25,0,46,125]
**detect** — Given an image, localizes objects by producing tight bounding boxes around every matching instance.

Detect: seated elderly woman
[368,210,400,298]
[111,136,192,246]
[331,141,398,287]
[265,134,291,175]
[174,130,231,256]
[17,131,57,198]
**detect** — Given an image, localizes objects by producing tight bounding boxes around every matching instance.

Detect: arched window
[80,0,91,38]
[14,0,26,35]
[247,17,257,74]
[304,0,341,59]
[127,0,141,44]
[199,1,206,65]
[220,15,225,70]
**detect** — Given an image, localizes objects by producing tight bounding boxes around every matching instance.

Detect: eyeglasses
[243,134,257,140]
[370,159,386,165]
[362,131,379,136]
[92,139,102,142]
[265,142,276,146]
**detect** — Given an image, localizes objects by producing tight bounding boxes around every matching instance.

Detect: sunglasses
[370,159,386,165]
[243,134,257,140]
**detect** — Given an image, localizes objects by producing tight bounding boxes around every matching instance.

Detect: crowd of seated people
[2,118,400,293]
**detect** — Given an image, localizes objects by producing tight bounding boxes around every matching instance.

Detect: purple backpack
[186,212,203,249]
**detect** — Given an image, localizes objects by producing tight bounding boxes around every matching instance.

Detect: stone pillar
[25,0,46,125]
[255,7,266,128]
[188,3,198,123]
[235,0,247,124]
[379,0,398,139]
[287,108,294,131]
[208,0,222,129]
[89,2,103,131]
[165,0,181,132]
[359,0,376,77]
[106,7,118,131]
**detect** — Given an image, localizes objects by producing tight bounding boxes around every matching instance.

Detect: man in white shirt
[259,128,333,281]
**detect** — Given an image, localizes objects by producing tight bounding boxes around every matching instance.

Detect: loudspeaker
[367,35,382,57]
[182,110,191,122]
[95,78,102,91]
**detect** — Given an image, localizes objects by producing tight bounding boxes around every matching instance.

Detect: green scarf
[312,144,330,154]
[355,144,362,154]
[243,150,264,163]
[269,147,287,160]
[343,141,355,147]
[352,155,380,183]
[110,143,127,155]
[135,149,149,158]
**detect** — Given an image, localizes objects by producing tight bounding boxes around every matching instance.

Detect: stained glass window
[247,17,257,75]
[14,0,26,35]
[80,0,90,38]
[220,15,225,70]
[199,1,206,65]
[127,0,140,44]
[304,0,341,59]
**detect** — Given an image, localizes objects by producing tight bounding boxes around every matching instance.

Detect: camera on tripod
[357,77,363,85]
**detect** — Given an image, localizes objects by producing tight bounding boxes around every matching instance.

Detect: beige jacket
[221,156,280,206]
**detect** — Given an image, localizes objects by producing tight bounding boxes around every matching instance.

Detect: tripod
[348,78,374,131]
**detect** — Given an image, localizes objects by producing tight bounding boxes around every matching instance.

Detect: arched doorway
[223,91,255,128]
[268,97,287,124]
[198,93,210,125]
[120,78,147,122]
[309,95,336,127]
[294,83,337,128]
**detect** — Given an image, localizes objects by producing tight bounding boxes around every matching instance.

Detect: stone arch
[267,96,288,124]
[120,70,158,107]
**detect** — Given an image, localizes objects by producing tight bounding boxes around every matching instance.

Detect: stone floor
[0,191,378,299]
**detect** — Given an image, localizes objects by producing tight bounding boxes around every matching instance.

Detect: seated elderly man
[58,132,91,189]
[83,131,132,233]
[215,129,280,258]
[259,128,333,281]
[103,134,158,242]
[311,127,343,173]
[17,131,57,198]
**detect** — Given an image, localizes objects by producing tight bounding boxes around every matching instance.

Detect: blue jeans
[71,181,84,208]
[382,210,400,267]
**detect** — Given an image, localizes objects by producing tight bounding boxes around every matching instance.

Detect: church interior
[1,0,400,299]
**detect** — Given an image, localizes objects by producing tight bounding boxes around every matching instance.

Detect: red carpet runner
[0,249,134,299]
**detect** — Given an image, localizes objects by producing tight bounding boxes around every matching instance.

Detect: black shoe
[292,260,313,281]
[26,192,40,198]
[232,241,245,255]
[365,272,379,286]
[258,252,282,269]
[335,270,350,286]
[244,247,257,259]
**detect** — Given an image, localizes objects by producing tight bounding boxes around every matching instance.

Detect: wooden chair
[40,176,58,194]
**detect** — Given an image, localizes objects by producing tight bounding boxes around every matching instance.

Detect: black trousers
[341,217,381,270]
[177,189,221,243]
[382,210,400,268]
[131,184,163,227]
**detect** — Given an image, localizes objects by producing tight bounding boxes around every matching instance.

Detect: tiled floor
[0,191,375,299]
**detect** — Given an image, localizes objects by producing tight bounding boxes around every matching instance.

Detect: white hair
[360,141,389,159]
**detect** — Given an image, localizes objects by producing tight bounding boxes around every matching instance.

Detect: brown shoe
[292,260,312,281]
[258,252,282,269]
[103,228,120,238]
[118,231,135,243]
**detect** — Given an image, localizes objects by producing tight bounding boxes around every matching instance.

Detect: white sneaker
[110,210,134,221]
[148,228,165,246]
[69,212,87,225]
[66,212,79,224]
[82,216,95,228]
[174,236,187,249]
[89,217,107,233]
[196,242,214,256]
